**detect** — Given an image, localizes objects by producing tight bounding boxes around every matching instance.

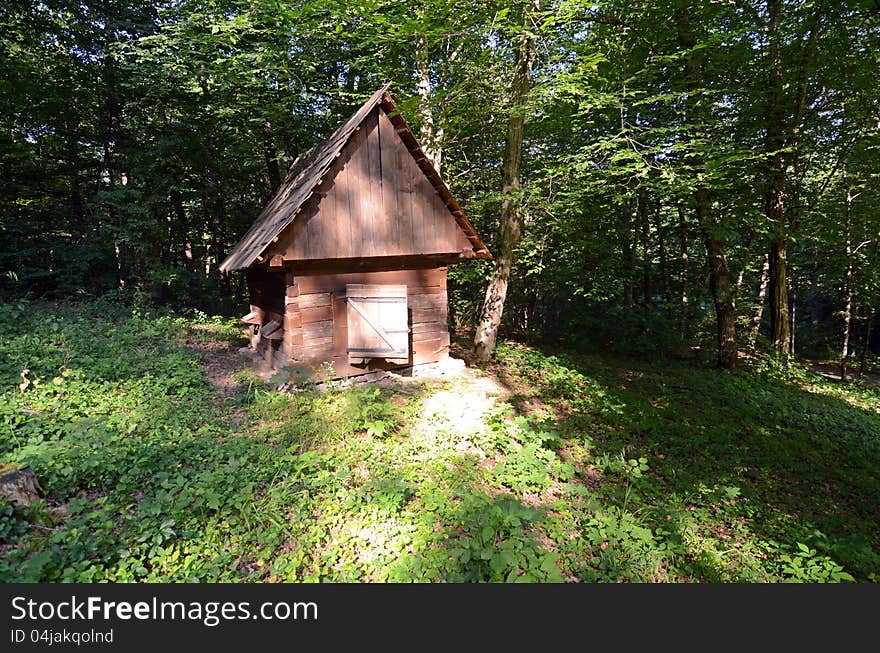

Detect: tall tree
[677,4,738,369]
[763,0,827,355]
[473,2,539,360]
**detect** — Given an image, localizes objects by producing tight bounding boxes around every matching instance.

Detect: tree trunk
[171,190,192,271]
[654,199,672,313]
[768,239,790,354]
[473,3,537,361]
[790,282,796,357]
[212,201,230,293]
[619,201,636,318]
[416,35,443,174]
[733,249,751,308]
[750,253,770,348]
[698,192,738,370]
[858,307,874,381]
[65,106,85,232]
[263,120,282,194]
[765,0,790,356]
[639,191,653,324]
[840,183,854,381]
[678,201,689,339]
[763,0,825,355]
[677,8,737,370]
[859,234,880,380]
[809,243,821,327]
[102,20,124,291]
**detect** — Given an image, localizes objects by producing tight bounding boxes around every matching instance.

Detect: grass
[0,299,878,582]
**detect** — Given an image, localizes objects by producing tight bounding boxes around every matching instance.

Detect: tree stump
[0,465,43,507]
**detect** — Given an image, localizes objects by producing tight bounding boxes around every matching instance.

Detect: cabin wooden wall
[265,107,472,263]
[280,266,450,379]
[246,268,285,366]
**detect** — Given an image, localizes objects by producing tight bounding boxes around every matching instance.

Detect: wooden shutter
[346,284,409,360]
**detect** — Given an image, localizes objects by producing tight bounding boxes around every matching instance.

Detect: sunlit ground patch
[415,375,506,455]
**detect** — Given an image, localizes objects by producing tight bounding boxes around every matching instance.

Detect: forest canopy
[1,0,879,367]
[2,0,880,587]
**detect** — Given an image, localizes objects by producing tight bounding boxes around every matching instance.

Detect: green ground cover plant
[1,301,877,582]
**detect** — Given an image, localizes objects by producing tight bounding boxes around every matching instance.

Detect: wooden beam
[261,320,282,337]
[240,310,262,325]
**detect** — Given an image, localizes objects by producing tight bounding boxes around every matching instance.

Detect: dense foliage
[1,2,878,584]
[1,302,878,582]
[2,1,878,364]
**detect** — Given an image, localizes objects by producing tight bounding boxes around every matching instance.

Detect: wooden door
[346,284,409,360]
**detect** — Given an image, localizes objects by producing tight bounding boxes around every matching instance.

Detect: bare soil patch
[807,361,880,389]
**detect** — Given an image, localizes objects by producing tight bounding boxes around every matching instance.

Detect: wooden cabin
[219,85,491,380]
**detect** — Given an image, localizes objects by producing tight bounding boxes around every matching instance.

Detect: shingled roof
[219,85,490,273]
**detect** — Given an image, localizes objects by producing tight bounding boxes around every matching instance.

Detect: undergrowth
[1,300,877,582]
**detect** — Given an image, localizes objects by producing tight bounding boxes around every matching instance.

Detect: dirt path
[186,325,251,426]
[807,361,880,389]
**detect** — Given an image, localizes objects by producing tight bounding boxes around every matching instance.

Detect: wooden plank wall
[268,107,472,262]
[280,266,450,379]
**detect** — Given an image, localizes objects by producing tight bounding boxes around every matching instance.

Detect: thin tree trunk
[858,307,874,381]
[102,19,124,290]
[750,253,770,348]
[840,182,854,381]
[473,3,537,361]
[698,193,738,370]
[65,107,85,231]
[790,282,796,357]
[113,241,125,290]
[212,201,230,293]
[735,269,745,305]
[730,234,755,311]
[654,199,672,313]
[809,242,821,326]
[766,0,790,356]
[859,233,880,379]
[417,35,443,174]
[264,120,282,194]
[171,190,192,272]
[621,201,635,318]
[639,191,652,324]
[678,201,689,339]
